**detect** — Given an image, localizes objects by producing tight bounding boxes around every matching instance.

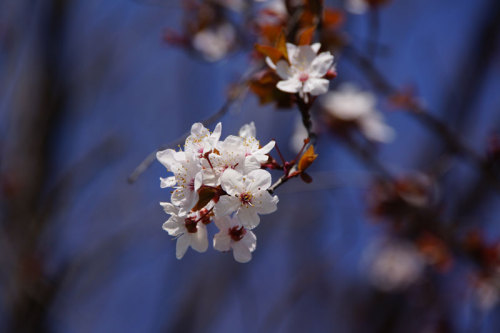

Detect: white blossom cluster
[157,122,279,263]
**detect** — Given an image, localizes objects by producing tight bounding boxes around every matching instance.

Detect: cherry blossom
[215,168,278,229]
[213,215,257,263]
[267,43,334,102]
[157,122,279,262]
[184,122,222,157]
[238,122,275,166]
[160,202,209,259]
[157,149,202,213]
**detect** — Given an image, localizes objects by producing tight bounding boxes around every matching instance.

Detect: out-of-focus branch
[344,46,500,191]
[127,66,260,184]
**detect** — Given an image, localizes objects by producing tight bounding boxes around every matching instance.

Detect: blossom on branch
[213,215,257,263]
[266,43,335,103]
[157,122,279,262]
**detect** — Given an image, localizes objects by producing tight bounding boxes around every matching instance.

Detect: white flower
[192,24,236,62]
[238,122,275,165]
[184,122,222,157]
[267,43,334,102]
[161,202,209,259]
[201,135,248,186]
[157,149,203,214]
[215,169,278,229]
[213,216,257,263]
[323,84,395,142]
[345,0,369,14]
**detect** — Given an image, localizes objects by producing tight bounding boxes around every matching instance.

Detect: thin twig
[127,66,260,184]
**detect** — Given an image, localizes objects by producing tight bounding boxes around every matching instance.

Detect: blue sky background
[1,0,500,332]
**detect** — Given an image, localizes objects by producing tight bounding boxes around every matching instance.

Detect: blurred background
[1,0,500,332]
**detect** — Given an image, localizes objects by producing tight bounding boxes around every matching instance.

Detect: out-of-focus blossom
[363,239,425,292]
[213,215,257,263]
[192,23,236,62]
[474,275,500,311]
[267,43,334,103]
[346,0,391,14]
[323,84,394,143]
[346,0,369,15]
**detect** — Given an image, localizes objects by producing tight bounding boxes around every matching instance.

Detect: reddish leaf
[298,26,316,45]
[298,145,318,171]
[255,44,283,64]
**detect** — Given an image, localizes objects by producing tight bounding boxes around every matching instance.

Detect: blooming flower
[238,122,275,165]
[267,43,334,102]
[161,202,209,259]
[157,149,202,213]
[322,84,395,142]
[184,122,222,157]
[213,215,257,263]
[215,168,278,229]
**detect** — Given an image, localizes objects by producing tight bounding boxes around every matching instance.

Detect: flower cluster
[157,122,278,263]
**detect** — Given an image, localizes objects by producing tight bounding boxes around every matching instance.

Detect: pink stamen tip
[299,73,309,82]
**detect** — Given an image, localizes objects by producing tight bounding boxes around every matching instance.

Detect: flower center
[299,73,309,82]
[229,226,246,242]
[239,192,253,206]
[184,217,198,233]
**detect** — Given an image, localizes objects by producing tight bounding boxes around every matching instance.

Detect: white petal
[213,232,232,252]
[246,169,272,192]
[208,122,222,147]
[176,235,190,259]
[244,156,262,173]
[220,168,245,196]
[241,230,257,252]
[303,78,329,96]
[286,43,298,60]
[276,60,293,80]
[232,241,253,263]
[254,140,275,156]
[214,215,231,230]
[162,220,181,236]
[309,52,334,77]
[156,149,179,171]
[277,78,302,93]
[294,45,317,67]
[214,195,240,216]
[254,191,279,214]
[237,207,260,229]
[160,176,177,188]
[311,43,321,53]
[191,225,208,253]
[265,56,277,70]
[160,202,178,215]
[190,122,209,137]
[239,122,256,138]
